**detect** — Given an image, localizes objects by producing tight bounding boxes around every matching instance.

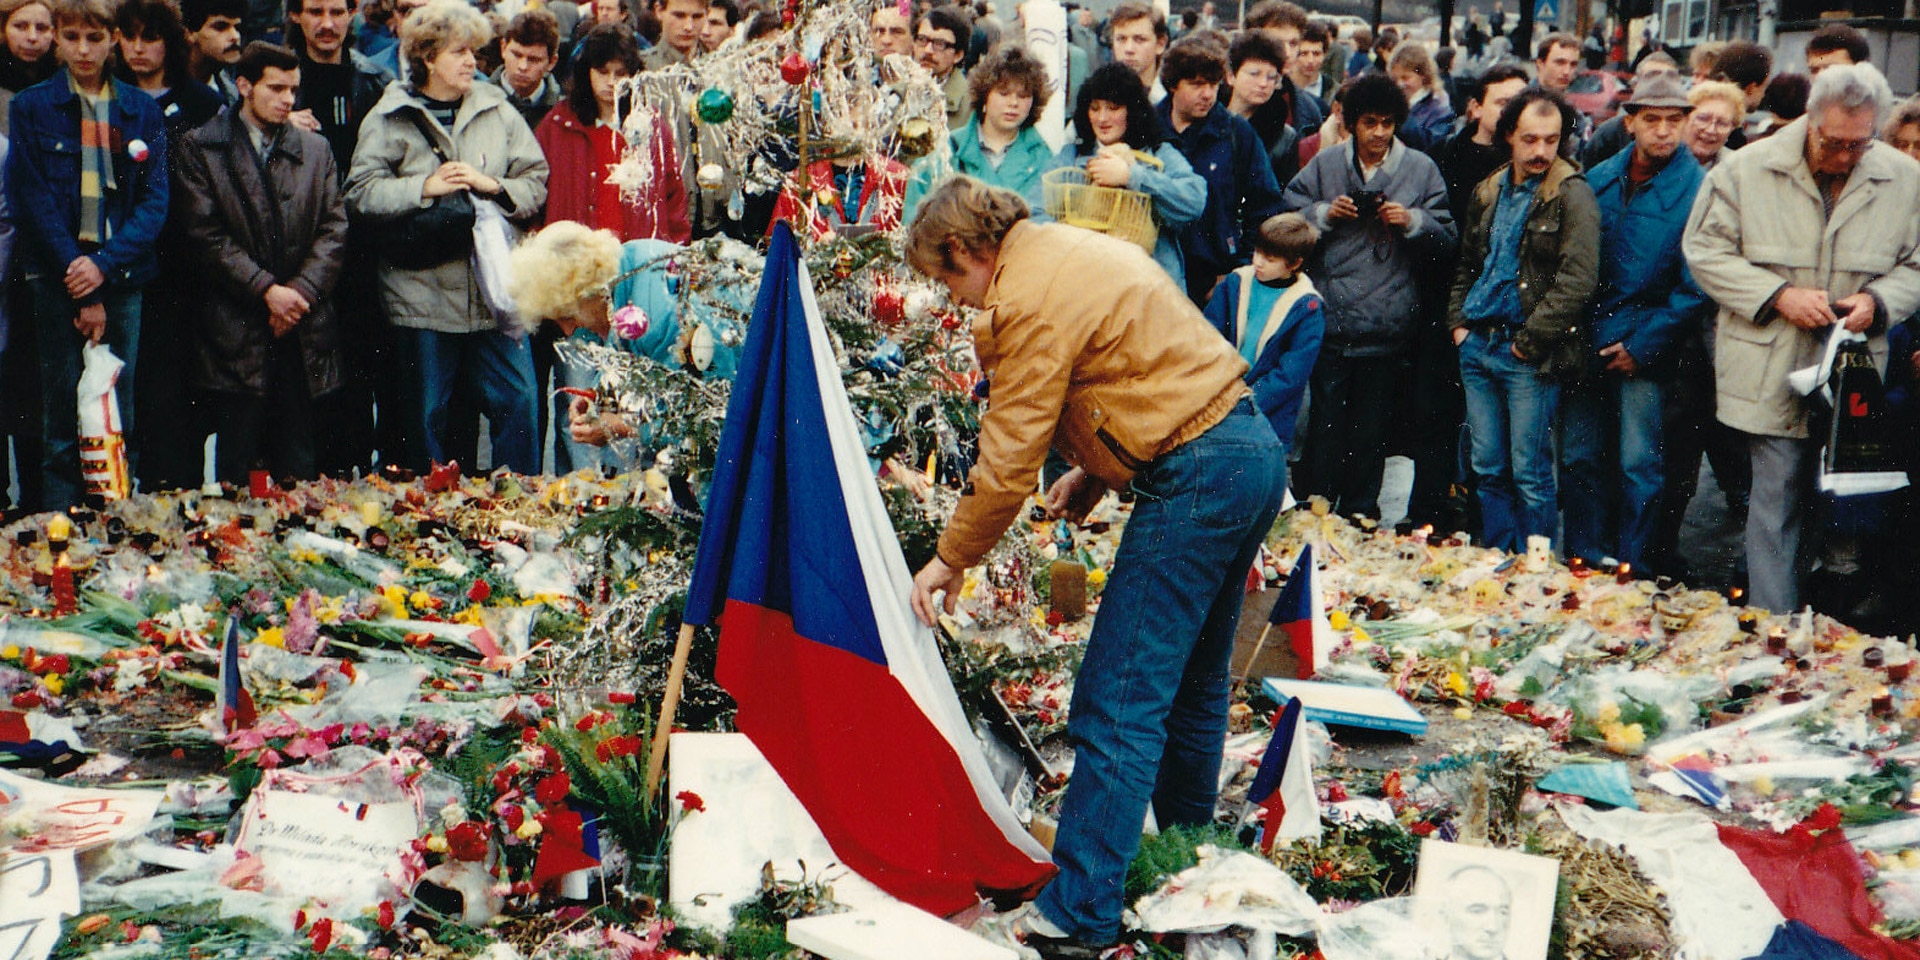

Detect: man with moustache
[174,42,347,484]
[1449,88,1599,553]
[182,0,244,102]
[915,5,971,132]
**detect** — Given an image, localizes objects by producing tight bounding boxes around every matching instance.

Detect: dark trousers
[1,278,44,511]
[208,340,321,484]
[1301,352,1403,519]
[134,272,207,491]
[1650,351,1750,577]
[1402,323,1468,529]
[315,244,390,478]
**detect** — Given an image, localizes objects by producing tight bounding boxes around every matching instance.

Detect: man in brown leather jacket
[905,176,1287,957]
[173,41,348,483]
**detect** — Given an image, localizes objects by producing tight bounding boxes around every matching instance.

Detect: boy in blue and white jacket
[1203,212,1325,477]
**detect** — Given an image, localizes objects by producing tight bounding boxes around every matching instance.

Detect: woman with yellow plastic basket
[1046,62,1207,291]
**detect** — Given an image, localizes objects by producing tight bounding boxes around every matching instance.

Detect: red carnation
[446,821,489,862]
[467,580,491,602]
[534,772,571,807]
[676,790,706,813]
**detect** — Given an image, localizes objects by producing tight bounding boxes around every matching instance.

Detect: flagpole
[644,621,698,800]
[1235,622,1274,695]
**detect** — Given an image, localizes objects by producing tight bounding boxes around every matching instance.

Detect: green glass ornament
[696,87,735,124]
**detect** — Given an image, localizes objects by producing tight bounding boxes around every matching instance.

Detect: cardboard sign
[235,790,420,910]
[1020,0,1069,153]
[0,768,163,853]
[0,850,79,960]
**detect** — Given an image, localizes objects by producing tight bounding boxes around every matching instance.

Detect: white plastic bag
[76,341,129,500]
[472,198,522,334]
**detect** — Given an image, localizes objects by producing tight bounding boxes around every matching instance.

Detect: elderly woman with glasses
[1685,79,1745,169]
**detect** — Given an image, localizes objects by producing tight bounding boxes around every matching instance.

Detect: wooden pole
[1235,622,1275,694]
[644,621,698,801]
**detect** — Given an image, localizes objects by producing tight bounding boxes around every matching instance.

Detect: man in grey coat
[175,42,348,482]
[1282,72,1456,520]
[1684,62,1920,614]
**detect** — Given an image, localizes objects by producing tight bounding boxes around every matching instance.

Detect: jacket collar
[370,76,509,133]
[952,118,1050,163]
[198,106,307,161]
[1752,114,1897,231]
[489,66,560,106]
[1157,98,1232,144]
[1334,135,1411,181]
[1591,143,1699,201]
[41,69,144,120]
[1475,155,1583,208]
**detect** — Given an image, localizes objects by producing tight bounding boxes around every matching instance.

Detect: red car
[1565,69,1631,121]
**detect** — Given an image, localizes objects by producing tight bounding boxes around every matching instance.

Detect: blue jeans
[1033,401,1286,943]
[1459,329,1559,553]
[399,326,539,474]
[31,278,141,510]
[1560,375,1664,566]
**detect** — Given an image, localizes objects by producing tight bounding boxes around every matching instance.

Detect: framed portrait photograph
[1411,839,1561,960]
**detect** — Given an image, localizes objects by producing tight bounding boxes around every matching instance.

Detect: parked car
[1565,69,1630,121]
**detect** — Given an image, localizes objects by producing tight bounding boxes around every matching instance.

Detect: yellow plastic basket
[1043,161,1159,253]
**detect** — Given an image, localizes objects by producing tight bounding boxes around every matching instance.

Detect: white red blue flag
[1271,544,1331,679]
[218,615,256,734]
[683,223,1054,914]
[1246,697,1321,850]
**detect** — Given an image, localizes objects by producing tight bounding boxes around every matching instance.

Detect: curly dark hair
[1494,86,1575,157]
[1228,30,1284,74]
[1160,35,1226,89]
[968,43,1050,126]
[1071,61,1170,154]
[1339,72,1408,132]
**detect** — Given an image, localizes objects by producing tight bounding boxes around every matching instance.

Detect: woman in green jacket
[903,43,1054,220]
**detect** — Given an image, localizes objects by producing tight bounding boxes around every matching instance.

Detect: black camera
[1351,189,1384,220]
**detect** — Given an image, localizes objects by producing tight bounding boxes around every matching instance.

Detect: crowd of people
[0,0,1917,631]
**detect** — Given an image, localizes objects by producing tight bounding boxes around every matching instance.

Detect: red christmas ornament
[872,287,905,326]
[781,52,810,84]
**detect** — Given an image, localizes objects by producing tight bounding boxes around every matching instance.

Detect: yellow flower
[426,835,450,853]
[1328,610,1351,630]
[381,585,408,616]
[1351,626,1372,645]
[1444,672,1467,696]
[42,674,64,695]
[515,819,543,839]
[1,644,19,660]
[253,627,286,649]
[1597,700,1621,724]
[409,591,434,611]
[1087,569,1107,588]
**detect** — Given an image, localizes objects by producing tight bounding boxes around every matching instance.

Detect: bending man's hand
[910,555,964,628]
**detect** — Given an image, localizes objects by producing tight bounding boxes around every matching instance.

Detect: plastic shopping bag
[1789,324,1908,498]
[471,198,522,336]
[77,341,130,500]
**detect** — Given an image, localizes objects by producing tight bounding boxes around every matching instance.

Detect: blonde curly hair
[402,0,494,88]
[507,221,624,332]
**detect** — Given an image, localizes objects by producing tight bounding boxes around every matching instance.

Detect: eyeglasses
[1691,115,1735,132]
[1813,128,1875,155]
[914,33,955,51]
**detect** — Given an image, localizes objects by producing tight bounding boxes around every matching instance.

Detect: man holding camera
[1281,73,1455,520]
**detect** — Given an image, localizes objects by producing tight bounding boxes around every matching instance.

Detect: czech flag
[1246,698,1321,850]
[1272,544,1332,680]
[683,223,1054,914]
[218,616,257,734]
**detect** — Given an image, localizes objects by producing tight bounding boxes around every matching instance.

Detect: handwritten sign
[0,850,79,960]
[0,768,162,853]
[235,790,419,910]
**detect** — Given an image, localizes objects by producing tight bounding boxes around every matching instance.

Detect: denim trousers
[1033,401,1286,943]
[1458,329,1559,553]
[31,278,141,510]
[1560,375,1664,566]
[398,325,539,474]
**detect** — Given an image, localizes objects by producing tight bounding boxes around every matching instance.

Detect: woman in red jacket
[533,24,689,241]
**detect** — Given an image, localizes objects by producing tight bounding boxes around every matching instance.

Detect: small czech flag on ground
[1271,544,1332,680]
[1246,698,1321,850]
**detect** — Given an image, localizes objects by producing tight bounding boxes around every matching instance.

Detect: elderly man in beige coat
[1683,62,1920,614]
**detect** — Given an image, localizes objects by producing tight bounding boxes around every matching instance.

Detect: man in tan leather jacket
[905,176,1287,956]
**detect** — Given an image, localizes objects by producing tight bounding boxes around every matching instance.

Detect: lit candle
[1615,562,1633,585]
[249,469,272,499]
[46,514,71,553]
[51,552,75,617]
[1873,687,1896,718]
